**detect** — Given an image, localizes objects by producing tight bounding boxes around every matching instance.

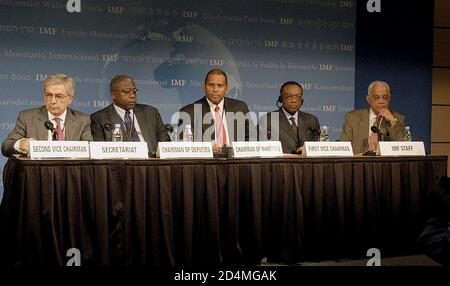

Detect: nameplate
[258,141,283,157]
[156,142,213,159]
[29,141,90,159]
[90,142,148,159]
[231,141,283,158]
[303,141,354,157]
[377,141,426,156]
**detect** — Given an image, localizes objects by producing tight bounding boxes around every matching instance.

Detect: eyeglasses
[283,94,302,101]
[45,93,71,101]
[370,94,390,101]
[114,88,138,95]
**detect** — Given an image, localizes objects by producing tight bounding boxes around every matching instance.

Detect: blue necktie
[124,110,139,141]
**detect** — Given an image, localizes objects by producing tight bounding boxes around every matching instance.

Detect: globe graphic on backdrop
[100,21,242,125]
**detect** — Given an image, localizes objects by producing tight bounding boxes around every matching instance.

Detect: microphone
[306,126,321,142]
[44,120,57,140]
[371,125,382,135]
[164,123,174,133]
[371,125,379,133]
[371,125,384,141]
[44,120,54,130]
[308,126,321,135]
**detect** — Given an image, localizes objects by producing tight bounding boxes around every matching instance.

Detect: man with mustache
[339,80,406,154]
[90,75,169,154]
[1,73,93,157]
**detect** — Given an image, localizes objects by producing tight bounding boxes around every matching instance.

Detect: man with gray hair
[1,73,93,157]
[339,80,406,154]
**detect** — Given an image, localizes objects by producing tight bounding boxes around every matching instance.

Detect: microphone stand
[364,125,384,156]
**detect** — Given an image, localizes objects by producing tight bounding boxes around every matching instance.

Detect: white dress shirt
[206,97,230,145]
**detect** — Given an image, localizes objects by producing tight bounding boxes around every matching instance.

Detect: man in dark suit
[178,69,256,152]
[90,75,169,154]
[258,81,320,154]
[1,73,93,157]
[339,81,406,154]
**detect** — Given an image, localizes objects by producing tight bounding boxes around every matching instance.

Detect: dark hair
[204,69,228,85]
[277,81,305,105]
[110,75,134,93]
[280,81,303,96]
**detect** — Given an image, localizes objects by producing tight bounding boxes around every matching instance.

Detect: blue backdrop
[0,0,434,200]
[355,0,433,151]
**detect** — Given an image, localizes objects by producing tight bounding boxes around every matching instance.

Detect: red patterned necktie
[54,117,64,141]
[369,116,381,151]
[214,105,226,146]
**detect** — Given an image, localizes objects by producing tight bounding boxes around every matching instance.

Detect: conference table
[0,155,447,266]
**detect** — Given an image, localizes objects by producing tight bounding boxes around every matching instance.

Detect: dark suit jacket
[339,108,406,154]
[1,106,93,157]
[179,97,256,142]
[90,103,170,153]
[258,108,320,154]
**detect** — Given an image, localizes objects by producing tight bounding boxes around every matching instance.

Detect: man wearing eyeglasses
[90,75,169,154]
[1,73,93,157]
[258,81,320,154]
[339,80,406,154]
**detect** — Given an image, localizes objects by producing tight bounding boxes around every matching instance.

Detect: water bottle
[183,124,194,142]
[112,123,123,142]
[403,126,412,141]
[319,126,329,142]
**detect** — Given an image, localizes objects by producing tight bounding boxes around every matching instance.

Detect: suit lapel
[359,109,370,138]
[133,105,150,142]
[36,106,49,140]
[224,97,243,142]
[357,109,370,151]
[201,97,213,137]
[64,108,76,140]
[297,111,308,142]
[107,104,125,133]
[278,109,298,143]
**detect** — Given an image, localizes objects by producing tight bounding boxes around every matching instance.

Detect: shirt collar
[281,107,298,122]
[206,97,225,113]
[369,108,378,120]
[48,109,67,122]
[113,104,134,120]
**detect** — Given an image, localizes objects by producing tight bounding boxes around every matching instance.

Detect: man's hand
[212,143,223,153]
[296,146,304,153]
[19,138,31,154]
[380,108,396,125]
